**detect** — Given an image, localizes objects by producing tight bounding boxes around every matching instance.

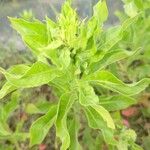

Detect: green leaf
[0,91,20,122]
[30,105,57,146]
[79,82,99,106]
[99,95,136,111]
[7,64,30,77]
[132,144,144,150]
[39,39,64,67]
[68,117,82,150]
[25,101,55,114]
[92,105,115,129]
[79,82,115,139]
[5,62,60,88]
[85,70,150,96]
[84,106,116,144]
[41,40,63,51]
[46,16,57,42]
[42,48,61,68]
[56,92,76,150]
[124,2,138,17]
[98,26,122,52]
[93,0,108,25]
[0,122,10,137]
[134,0,144,9]
[0,82,17,100]
[9,17,48,54]
[0,64,31,100]
[25,103,43,114]
[89,48,137,73]
[59,48,71,69]
[96,15,138,55]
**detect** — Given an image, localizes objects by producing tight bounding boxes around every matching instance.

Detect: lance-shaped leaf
[79,82,99,106]
[85,70,150,96]
[68,117,82,150]
[99,95,136,111]
[0,132,29,141]
[56,92,76,150]
[9,17,48,54]
[3,62,60,88]
[89,48,137,73]
[0,63,30,79]
[79,82,115,139]
[84,106,116,145]
[59,48,71,69]
[30,105,57,146]
[0,91,20,122]
[97,15,139,53]
[93,0,108,25]
[0,82,17,100]
[7,64,30,77]
[0,64,31,99]
[46,16,58,42]
[25,101,53,115]
[0,122,11,137]
[40,40,63,67]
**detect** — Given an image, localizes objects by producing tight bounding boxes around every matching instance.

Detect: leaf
[30,105,57,146]
[96,15,138,54]
[85,70,150,96]
[59,48,71,69]
[25,103,43,114]
[84,106,116,145]
[79,82,99,106]
[0,91,20,122]
[98,26,122,52]
[89,48,137,73]
[0,122,10,136]
[0,64,32,100]
[5,62,60,88]
[9,17,48,54]
[26,101,55,114]
[7,64,30,77]
[93,0,108,25]
[0,132,29,141]
[42,48,61,68]
[132,144,144,150]
[79,82,115,138]
[56,92,76,150]
[99,95,136,111]
[39,40,64,67]
[91,105,115,129]
[41,40,63,51]
[124,2,138,17]
[68,117,82,150]
[134,0,144,9]
[46,16,57,42]
[0,82,17,100]
[143,136,150,150]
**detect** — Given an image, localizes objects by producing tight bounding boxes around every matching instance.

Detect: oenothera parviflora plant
[0,0,150,149]
[115,0,150,80]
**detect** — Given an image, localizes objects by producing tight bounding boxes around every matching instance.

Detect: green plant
[0,0,150,149]
[115,0,150,81]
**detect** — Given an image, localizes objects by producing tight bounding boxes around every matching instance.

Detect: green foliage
[0,0,149,149]
[30,105,57,146]
[115,0,150,81]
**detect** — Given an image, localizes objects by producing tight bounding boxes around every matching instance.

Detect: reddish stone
[122,107,139,117]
